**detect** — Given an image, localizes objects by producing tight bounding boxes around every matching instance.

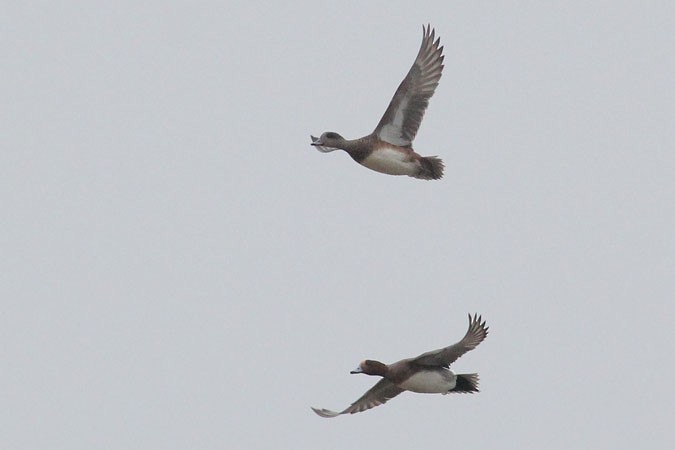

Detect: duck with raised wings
[311,25,446,180]
[312,314,488,417]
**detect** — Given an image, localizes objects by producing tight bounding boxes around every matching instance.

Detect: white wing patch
[378,98,410,146]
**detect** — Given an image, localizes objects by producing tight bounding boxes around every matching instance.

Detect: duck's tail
[415,156,444,180]
[450,373,480,393]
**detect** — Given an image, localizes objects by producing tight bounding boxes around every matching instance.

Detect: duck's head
[350,360,388,377]
[310,132,344,153]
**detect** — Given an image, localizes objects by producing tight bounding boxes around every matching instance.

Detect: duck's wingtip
[311,407,341,418]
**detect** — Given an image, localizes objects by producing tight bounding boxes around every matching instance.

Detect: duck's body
[397,365,460,393]
[312,314,488,418]
[312,134,444,180]
[311,25,446,180]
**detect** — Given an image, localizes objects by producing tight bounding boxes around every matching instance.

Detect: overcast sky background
[3,1,674,449]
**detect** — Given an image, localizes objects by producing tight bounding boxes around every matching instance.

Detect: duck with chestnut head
[312,314,488,417]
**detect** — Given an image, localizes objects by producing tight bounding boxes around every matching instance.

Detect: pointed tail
[415,156,444,180]
[450,373,480,393]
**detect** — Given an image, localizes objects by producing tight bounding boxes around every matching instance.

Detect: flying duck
[311,313,488,418]
[310,25,446,180]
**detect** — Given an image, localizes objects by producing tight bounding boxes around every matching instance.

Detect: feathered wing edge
[311,379,404,418]
[412,313,489,367]
[374,24,445,146]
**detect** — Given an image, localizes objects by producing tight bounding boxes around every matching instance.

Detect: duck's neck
[337,138,358,152]
[340,136,371,162]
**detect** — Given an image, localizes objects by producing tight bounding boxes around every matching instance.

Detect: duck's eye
[325,132,338,139]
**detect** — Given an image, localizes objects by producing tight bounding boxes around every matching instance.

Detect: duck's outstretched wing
[373,25,444,147]
[311,379,404,418]
[412,314,488,368]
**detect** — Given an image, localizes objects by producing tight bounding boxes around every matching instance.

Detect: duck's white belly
[399,370,456,394]
[360,147,418,176]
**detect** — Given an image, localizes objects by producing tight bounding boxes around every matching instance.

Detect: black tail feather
[451,373,480,393]
[416,156,444,180]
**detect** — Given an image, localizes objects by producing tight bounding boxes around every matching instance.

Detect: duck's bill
[310,135,338,153]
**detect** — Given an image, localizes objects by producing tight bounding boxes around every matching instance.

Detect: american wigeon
[312,314,488,418]
[311,25,446,180]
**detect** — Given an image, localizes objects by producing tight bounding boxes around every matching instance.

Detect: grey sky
[3,1,674,449]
